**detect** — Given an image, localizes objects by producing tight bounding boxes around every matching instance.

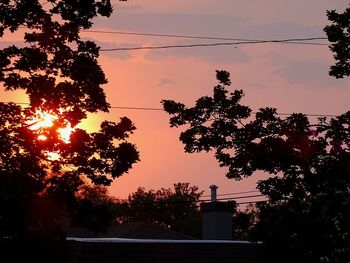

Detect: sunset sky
[2,0,350,200]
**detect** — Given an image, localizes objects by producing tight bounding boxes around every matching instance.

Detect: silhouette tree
[162,70,350,262]
[0,0,139,241]
[73,184,120,233]
[324,4,350,78]
[232,204,258,240]
[117,183,203,238]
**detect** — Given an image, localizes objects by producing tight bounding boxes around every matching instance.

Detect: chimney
[201,185,233,240]
[210,185,218,202]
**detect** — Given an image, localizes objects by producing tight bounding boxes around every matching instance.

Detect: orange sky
[1,0,350,200]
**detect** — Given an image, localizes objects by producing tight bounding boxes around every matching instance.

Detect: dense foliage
[162,71,350,262]
[116,183,203,238]
[0,0,139,240]
[325,4,350,78]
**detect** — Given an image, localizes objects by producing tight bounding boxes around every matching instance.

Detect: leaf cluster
[116,183,204,238]
[324,5,350,78]
[162,70,350,261]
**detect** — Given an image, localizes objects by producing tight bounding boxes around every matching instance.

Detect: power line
[91,198,269,208]
[0,101,340,117]
[14,27,328,50]
[202,190,259,198]
[84,29,327,44]
[100,38,328,52]
[18,25,328,46]
[110,106,338,117]
[199,194,265,202]
[108,106,338,117]
[115,194,266,205]
[275,112,338,118]
[18,25,328,44]
[122,199,269,210]
[85,29,258,41]
[96,194,268,206]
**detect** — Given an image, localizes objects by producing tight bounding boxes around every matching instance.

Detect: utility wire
[114,194,266,205]
[0,101,340,118]
[15,27,328,49]
[113,194,266,204]
[19,25,328,44]
[92,198,268,208]
[100,38,328,52]
[114,189,350,208]
[123,199,269,210]
[17,25,328,46]
[273,112,337,118]
[108,106,338,117]
[85,29,259,41]
[109,106,338,117]
[84,29,327,44]
[199,194,265,202]
[202,190,259,198]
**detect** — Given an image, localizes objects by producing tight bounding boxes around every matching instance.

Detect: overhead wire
[100,38,328,52]
[81,29,329,51]
[114,199,269,210]
[199,194,265,203]
[94,193,268,207]
[84,29,327,42]
[109,189,350,208]
[202,190,259,198]
[0,101,340,118]
[110,106,339,117]
[84,29,262,41]
[18,25,328,44]
[17,26,328,47]
[113,194,266,204]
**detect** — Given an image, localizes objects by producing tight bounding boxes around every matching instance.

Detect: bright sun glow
[29,112,57,130]
[57,124,74,143]
[28,111,75,143]
[37,134,48,141]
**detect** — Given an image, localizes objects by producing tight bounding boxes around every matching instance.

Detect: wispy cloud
[152,78,175,88]
[274,60,349,89]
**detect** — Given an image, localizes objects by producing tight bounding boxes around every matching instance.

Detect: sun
[29,112,56,130]
[57,123,74,143]
[28,111,75,143]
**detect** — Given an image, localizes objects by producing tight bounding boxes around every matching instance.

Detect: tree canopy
[116,183,204,238]
[324,4,350,78]
[0,0,139,240]
[162,70,350,262]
